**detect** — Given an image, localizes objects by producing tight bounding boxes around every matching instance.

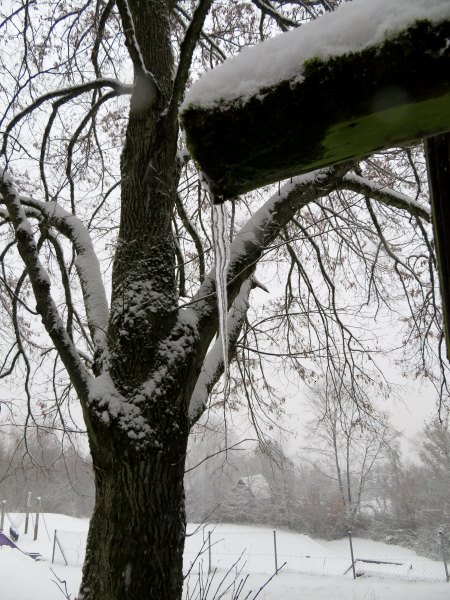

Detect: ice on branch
[211,202,230,385]
[189,278,253,422]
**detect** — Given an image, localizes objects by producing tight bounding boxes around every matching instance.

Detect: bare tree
[0,2,448,599]
[303,380,397,527]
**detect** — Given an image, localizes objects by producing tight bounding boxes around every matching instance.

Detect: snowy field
[0,515,449,600]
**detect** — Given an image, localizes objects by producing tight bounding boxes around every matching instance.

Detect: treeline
[185,416,450,549]
[0,427,94,517]
[1,415,449,555]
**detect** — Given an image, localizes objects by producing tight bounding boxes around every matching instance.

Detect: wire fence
[50,524,450,583]
[52,530,88,566]
[183,526,450,583]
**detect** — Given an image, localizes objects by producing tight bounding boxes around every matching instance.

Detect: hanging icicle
[211,200,230,385]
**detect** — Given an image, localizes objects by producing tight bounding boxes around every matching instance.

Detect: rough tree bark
[81,431,189,599]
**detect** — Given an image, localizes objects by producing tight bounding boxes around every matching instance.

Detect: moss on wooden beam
[181,20,450,201]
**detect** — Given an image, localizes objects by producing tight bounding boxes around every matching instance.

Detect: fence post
[52,530,68,566]
[208,531,212,574]
[52,530,57,564]
[273,530,278,574]
[24,491,31,534]
[348,530,356,580]
[0,499,5,531]
[439,529,450,582]
[33,496,41,541]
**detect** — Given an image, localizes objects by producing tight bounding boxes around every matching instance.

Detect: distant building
[235,474,271,500]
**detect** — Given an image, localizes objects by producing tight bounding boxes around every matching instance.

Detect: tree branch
[338,173,431,222]
[189,277,254,424]
[192,165,350,356]
[251,0,298,31]
[0,170,91,406]
[1,78,132,156]
[15,196,110,369]
[168,0,214,117]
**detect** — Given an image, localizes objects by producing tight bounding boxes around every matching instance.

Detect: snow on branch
[338,173,431,222]
[18,196,110,367]
[117,0,161,97]
[0,169,91,402]
[250,0,298,32]
[189,277,254,424]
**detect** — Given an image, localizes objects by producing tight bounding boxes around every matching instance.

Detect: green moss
[321,94,450,168]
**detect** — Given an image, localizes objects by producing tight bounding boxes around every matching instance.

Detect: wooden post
[348,530,356,580]
[24,491,31,534]
[0,499,5,531]
[181,20,450,201]
[33,496,41,541]
[273,530,279,574]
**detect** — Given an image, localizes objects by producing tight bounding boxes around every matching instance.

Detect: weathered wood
[182,20,450,201]
[426,133,450,362]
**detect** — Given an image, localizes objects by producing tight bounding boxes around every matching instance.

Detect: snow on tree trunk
[77,3,193,599]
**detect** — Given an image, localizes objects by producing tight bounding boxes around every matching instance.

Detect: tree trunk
[77,3,193,598]
[79,428,189,600]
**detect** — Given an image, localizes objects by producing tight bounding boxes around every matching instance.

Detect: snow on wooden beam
[181,14,450,201]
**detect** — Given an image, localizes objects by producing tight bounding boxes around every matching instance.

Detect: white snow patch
[182,0,450,109]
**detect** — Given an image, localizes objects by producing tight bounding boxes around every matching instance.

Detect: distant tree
[0,425,94,516]
[250,440,302,528]
[304,379,397,528]
[419,415,450,521]
[379,437,430,529]
[184,417,246,523]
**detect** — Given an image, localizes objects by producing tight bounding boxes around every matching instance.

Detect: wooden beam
[182,20,450,201]
[426,133,450,363]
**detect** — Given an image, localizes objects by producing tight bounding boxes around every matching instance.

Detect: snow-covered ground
[0,515,449,599]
